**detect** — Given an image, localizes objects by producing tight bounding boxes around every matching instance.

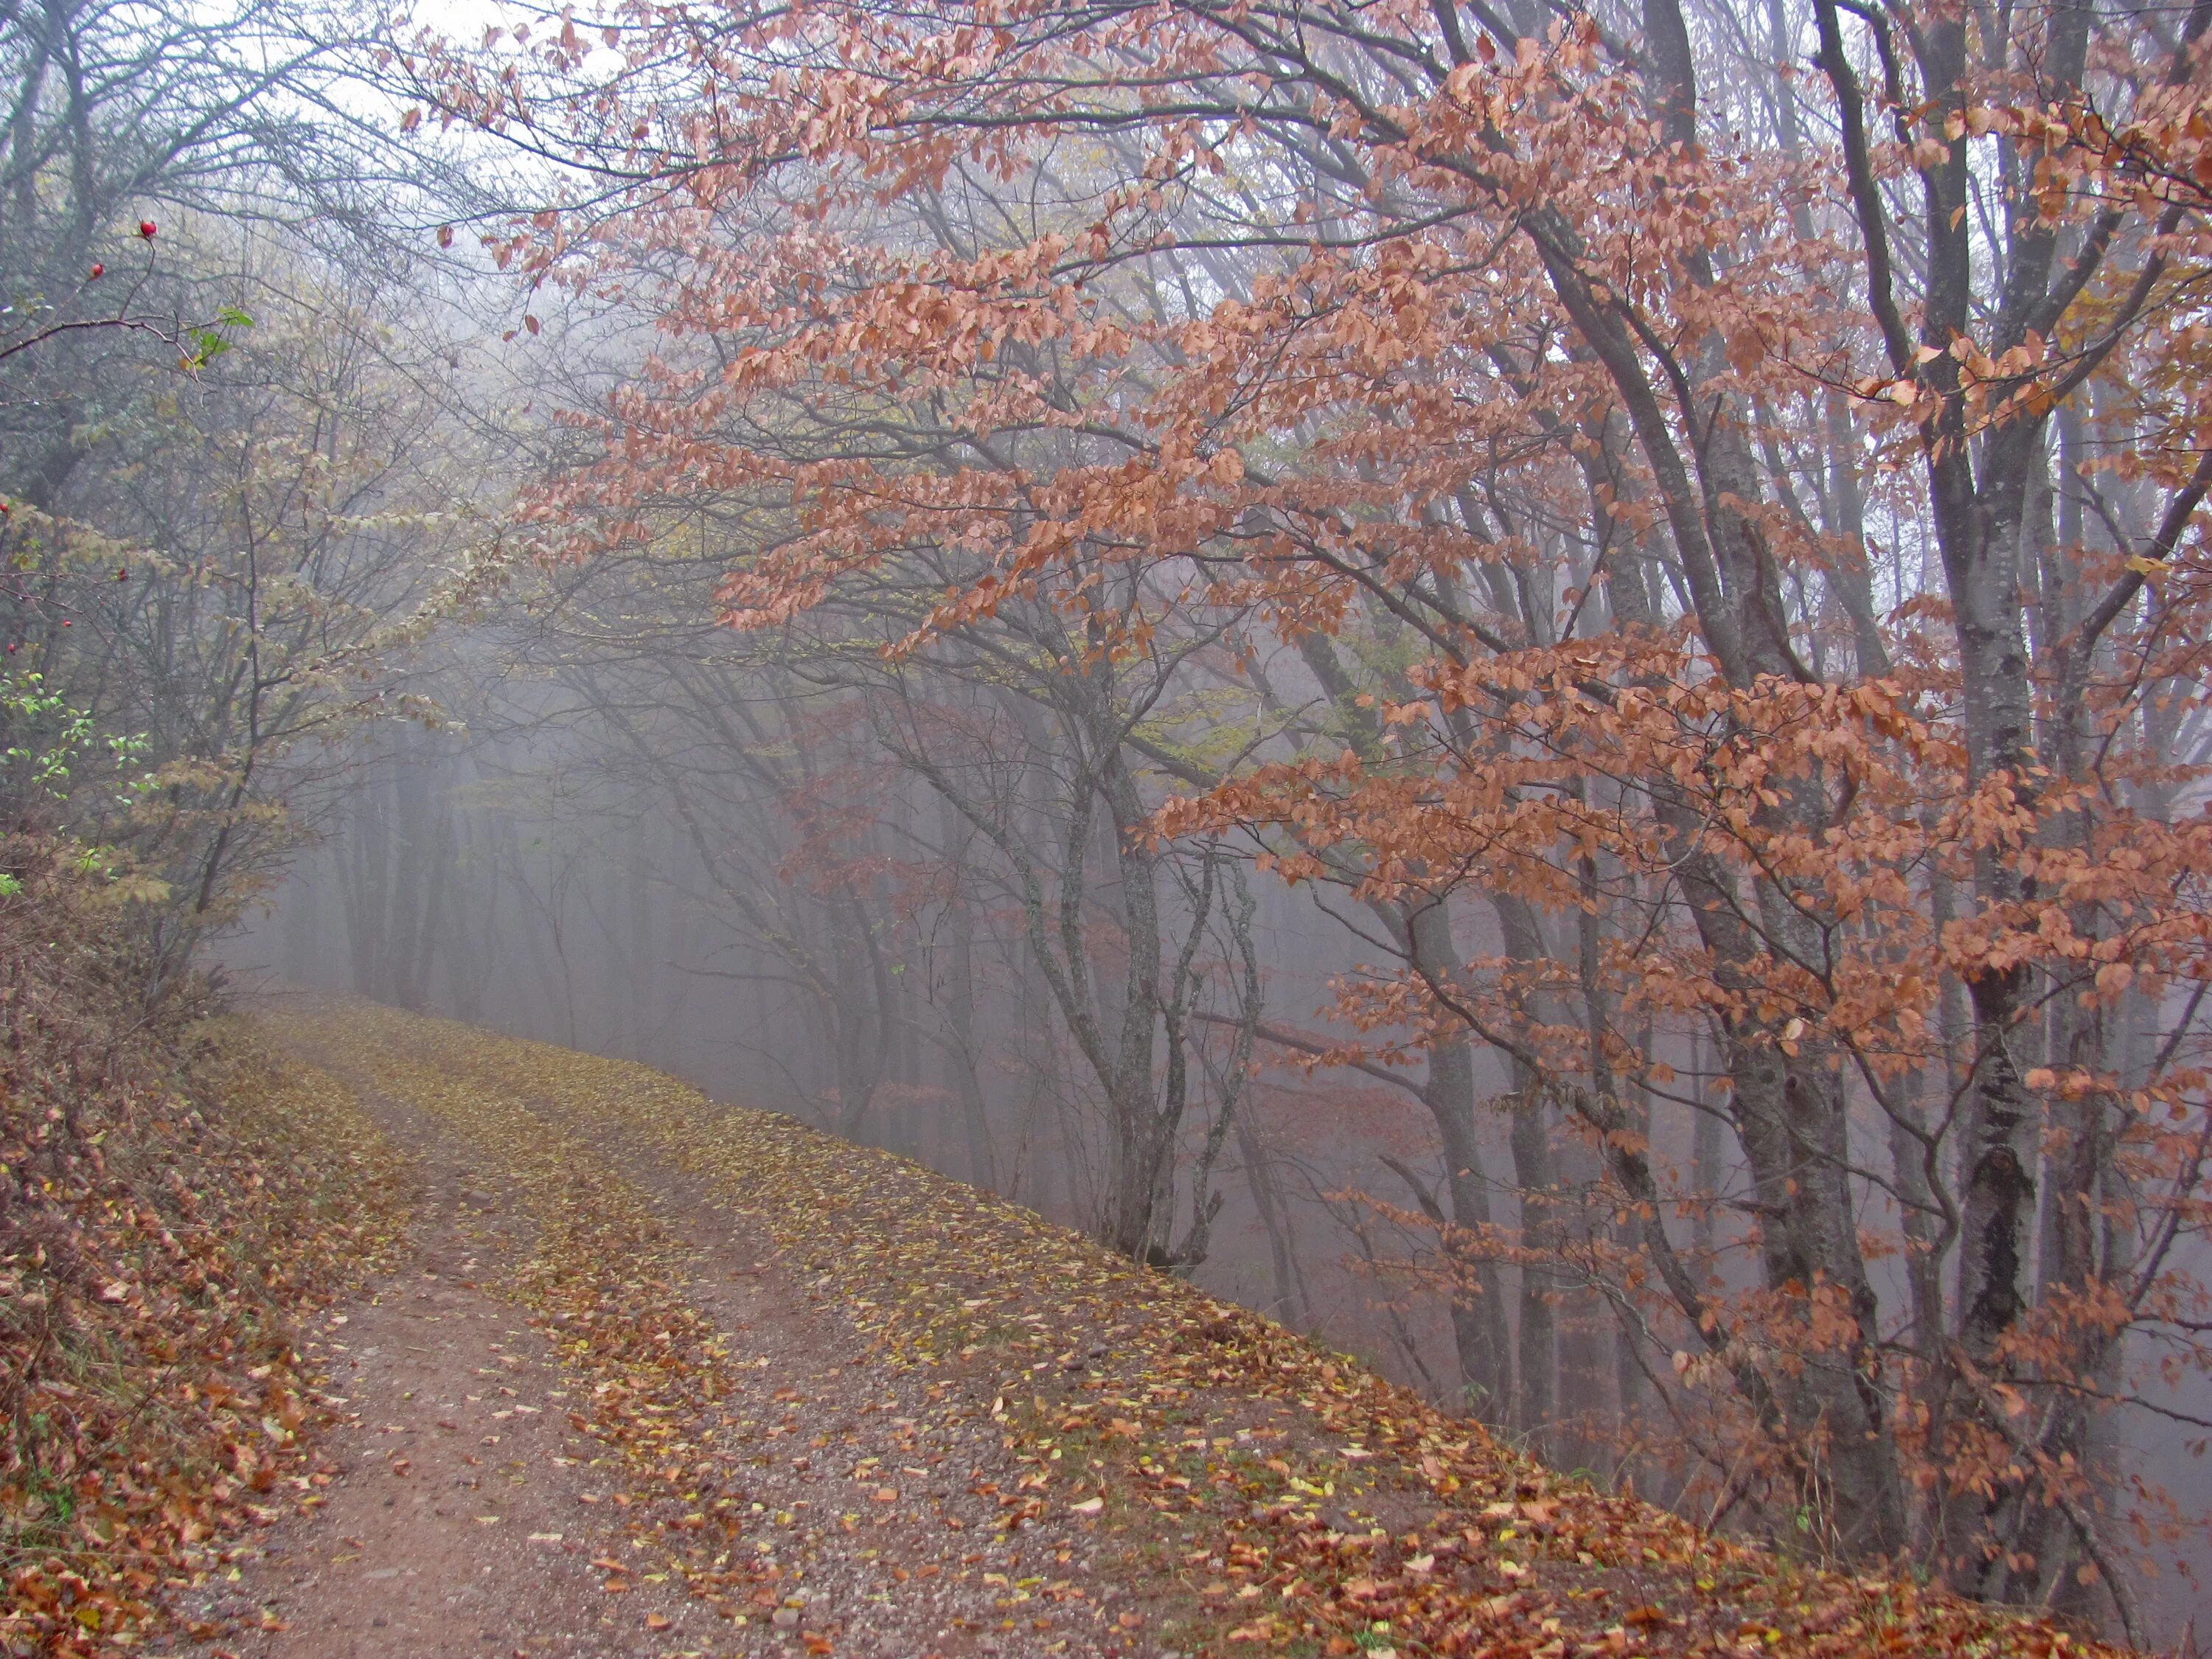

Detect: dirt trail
[172,1096,714,1659]
[173,1010,1162,1659]
[167,999,2113,1659]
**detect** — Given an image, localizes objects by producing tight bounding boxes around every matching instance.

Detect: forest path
[184,1000,1161,1659]
[170,1088,711,1659]
[170,998,2121,1659]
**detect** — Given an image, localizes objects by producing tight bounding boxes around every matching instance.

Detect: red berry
[138,220,156,239]
[88,262,103,279]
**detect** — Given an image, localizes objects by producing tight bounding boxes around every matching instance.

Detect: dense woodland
[10,0,2212,1643]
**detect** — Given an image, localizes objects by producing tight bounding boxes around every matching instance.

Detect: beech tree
[414,0,2212,1626]
[446,501,1271,1262]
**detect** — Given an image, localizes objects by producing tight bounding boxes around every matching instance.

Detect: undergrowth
[0,839,406,1656]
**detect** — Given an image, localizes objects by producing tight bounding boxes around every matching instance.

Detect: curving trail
[170,999,2118,1659]
[182,1001,1194,1659]
[169,1091,708,1658]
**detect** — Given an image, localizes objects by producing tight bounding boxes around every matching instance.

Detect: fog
[225,595,2212,1641]
[13,0,2212,1639]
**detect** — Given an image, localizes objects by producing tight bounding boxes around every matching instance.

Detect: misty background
[8,0,2212,1641]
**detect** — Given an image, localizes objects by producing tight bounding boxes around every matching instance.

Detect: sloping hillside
[220,997,2117,1659]
[0,844,405,1657]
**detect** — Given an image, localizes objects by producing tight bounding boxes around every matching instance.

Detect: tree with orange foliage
[413,0,2212,1631]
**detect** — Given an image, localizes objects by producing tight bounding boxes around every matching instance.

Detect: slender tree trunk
[943,807,997,1189]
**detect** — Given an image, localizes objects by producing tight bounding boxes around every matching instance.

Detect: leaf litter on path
[251,1000,2124,1659]
[167,1085,705,1659]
